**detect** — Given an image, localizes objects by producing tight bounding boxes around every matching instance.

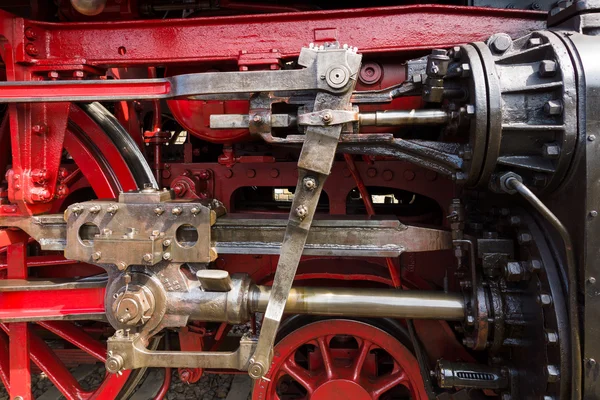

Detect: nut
[460,63,471,78]
[517,231,532,245]
[163,239,172,247]
[544,100,563,116]
[295,205,308,220]
[89,205,102,214]
[545,330,559,345]
[546,365,560,383]
[527,37,543,48]
[303,177,317,190]
[537,293,553,306]
[154,207,164,216]
[107,204,119,214]
[162,252,172,261]
[142,253,153,262]
[171,207,183,216]
[504,261,524,281]
[489,33,512,53]
[539,60,558,77]
[542,143,561,159]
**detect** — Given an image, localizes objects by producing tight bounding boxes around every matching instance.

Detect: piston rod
[359,109,450,126]
[250,285,465,320]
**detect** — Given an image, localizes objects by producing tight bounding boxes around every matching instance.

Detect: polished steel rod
[251,286,465,320]
[359,109,450,126]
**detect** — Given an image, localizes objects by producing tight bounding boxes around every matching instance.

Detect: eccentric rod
[250,285,465,321]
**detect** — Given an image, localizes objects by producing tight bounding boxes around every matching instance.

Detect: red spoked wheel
[253,319,427,400]
[0,103,156,399]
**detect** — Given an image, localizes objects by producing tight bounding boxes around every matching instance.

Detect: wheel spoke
[37,321,107,363]
[352,339,372,381]
[0,330,9,391]
[281,360,318,395]
[369,370,408,399]
[317,336,334,379]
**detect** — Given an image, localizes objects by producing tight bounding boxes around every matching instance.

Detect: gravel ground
[0,368,251,400]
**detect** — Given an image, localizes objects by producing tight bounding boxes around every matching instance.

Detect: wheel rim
[253,319,427,400]
[0,104,146,399]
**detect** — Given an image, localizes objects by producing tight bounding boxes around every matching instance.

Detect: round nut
[106,354,124,373]
[325,65,350,89]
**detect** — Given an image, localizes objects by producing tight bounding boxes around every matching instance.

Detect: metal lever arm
[248,52,361,379]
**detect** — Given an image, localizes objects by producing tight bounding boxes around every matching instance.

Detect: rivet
[89,205,102,214]
[246,169,256,178]
[154,207,164,216]
[589,135,596,142]
[588,277,597,284]
[590,210,598,218]
[190,206,201,215]
[107,204,119,214]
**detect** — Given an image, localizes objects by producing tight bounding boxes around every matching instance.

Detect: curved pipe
[70,0,107,16]
[501,174,581,400]
[82,102,158,189]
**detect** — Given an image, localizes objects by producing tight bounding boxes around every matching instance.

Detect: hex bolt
[303,177,317,190]
[504,261,524,281]
[509,215,522,227]
[295,205,308,220]
[154,207,164,216]
[106,354,124,373]
[465,104,475,117]
[527,37,543,48]
[162,252,172,261]
[544,100,563,116]
[542,143,561,159]
[517,231,533,245]
[461,63,471,78]
[546,365,560,383]
[171,207,183,216]
[142,253,153,262]
[537,293,553,306]
[489,33,512,53]
[545,330,559,345]
[89,205,102,214]
[539,60,558,77]
[91,251,102,261]
[71,205,84,215]
[163,239,172,247]
[107,204,119,214]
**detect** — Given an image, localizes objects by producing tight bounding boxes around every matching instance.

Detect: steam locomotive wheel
[253,319,427,400]
[0,103,154,398]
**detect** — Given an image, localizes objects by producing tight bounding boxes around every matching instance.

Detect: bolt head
[542,143,561,159]
[303,177,317,190]
[544,100,563,116]
[465,104,475,116]
[460,63,471,78]
[538,293,553,306]
[527,37,543,48]
[143,253,153,262]
[518,231,533,245]
[163,239,172,247]
[539,60,558,77]
[295,205,308,220]
[162,252,172,261]
[171,207,183,216]
[92,251,102,261]
[489,33,512,53]
[546,365,560,383]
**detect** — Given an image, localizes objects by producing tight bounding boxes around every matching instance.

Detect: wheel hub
[312,379,371,400]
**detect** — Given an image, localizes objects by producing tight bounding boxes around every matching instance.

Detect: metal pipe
[359,110,450,126]
[250,286,465,321]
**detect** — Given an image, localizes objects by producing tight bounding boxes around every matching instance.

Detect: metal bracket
[106,330,257,373]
